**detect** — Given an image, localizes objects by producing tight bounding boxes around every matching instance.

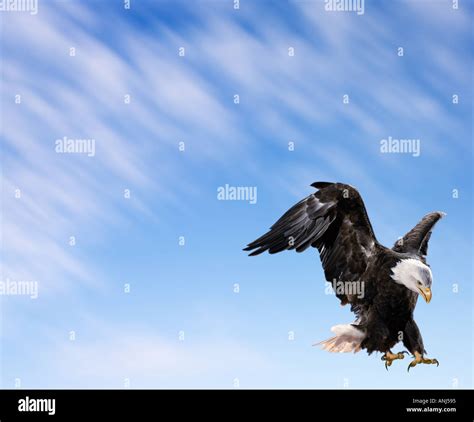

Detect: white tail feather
[315,324,365,353]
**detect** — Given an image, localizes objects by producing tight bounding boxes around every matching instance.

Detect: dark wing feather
[392,211,446,257]
[244,183,379,293]
[244,194,335,256]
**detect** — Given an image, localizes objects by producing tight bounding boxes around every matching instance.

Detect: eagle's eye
[417,281,422,286]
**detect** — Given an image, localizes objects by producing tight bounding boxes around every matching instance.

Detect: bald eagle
[244,182,445,370]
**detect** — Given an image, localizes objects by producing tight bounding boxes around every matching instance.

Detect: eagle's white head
[391,258,433,303]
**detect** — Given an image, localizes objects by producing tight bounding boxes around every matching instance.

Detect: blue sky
[0,0,472,388]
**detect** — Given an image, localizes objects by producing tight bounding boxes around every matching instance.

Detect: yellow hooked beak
[418,287,432,303]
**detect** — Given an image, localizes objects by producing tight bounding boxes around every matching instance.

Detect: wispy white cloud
[37,321,271,388]
[1,4,241,290]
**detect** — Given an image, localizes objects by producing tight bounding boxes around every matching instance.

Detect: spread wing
[392,211,446,257]
[244,182,379,292]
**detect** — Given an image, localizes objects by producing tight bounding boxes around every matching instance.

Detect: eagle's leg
[381,350,407,370]
[403,320,439,371]
[407,351,439,371]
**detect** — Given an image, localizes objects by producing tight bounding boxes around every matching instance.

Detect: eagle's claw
[381,351,406,370]
[407,352,439,371]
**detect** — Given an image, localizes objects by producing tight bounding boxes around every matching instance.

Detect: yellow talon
[407,351,439,371]
[381,351,406,370]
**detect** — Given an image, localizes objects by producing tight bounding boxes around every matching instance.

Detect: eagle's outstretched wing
[392,211,446,257]
[244,182,379,291]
